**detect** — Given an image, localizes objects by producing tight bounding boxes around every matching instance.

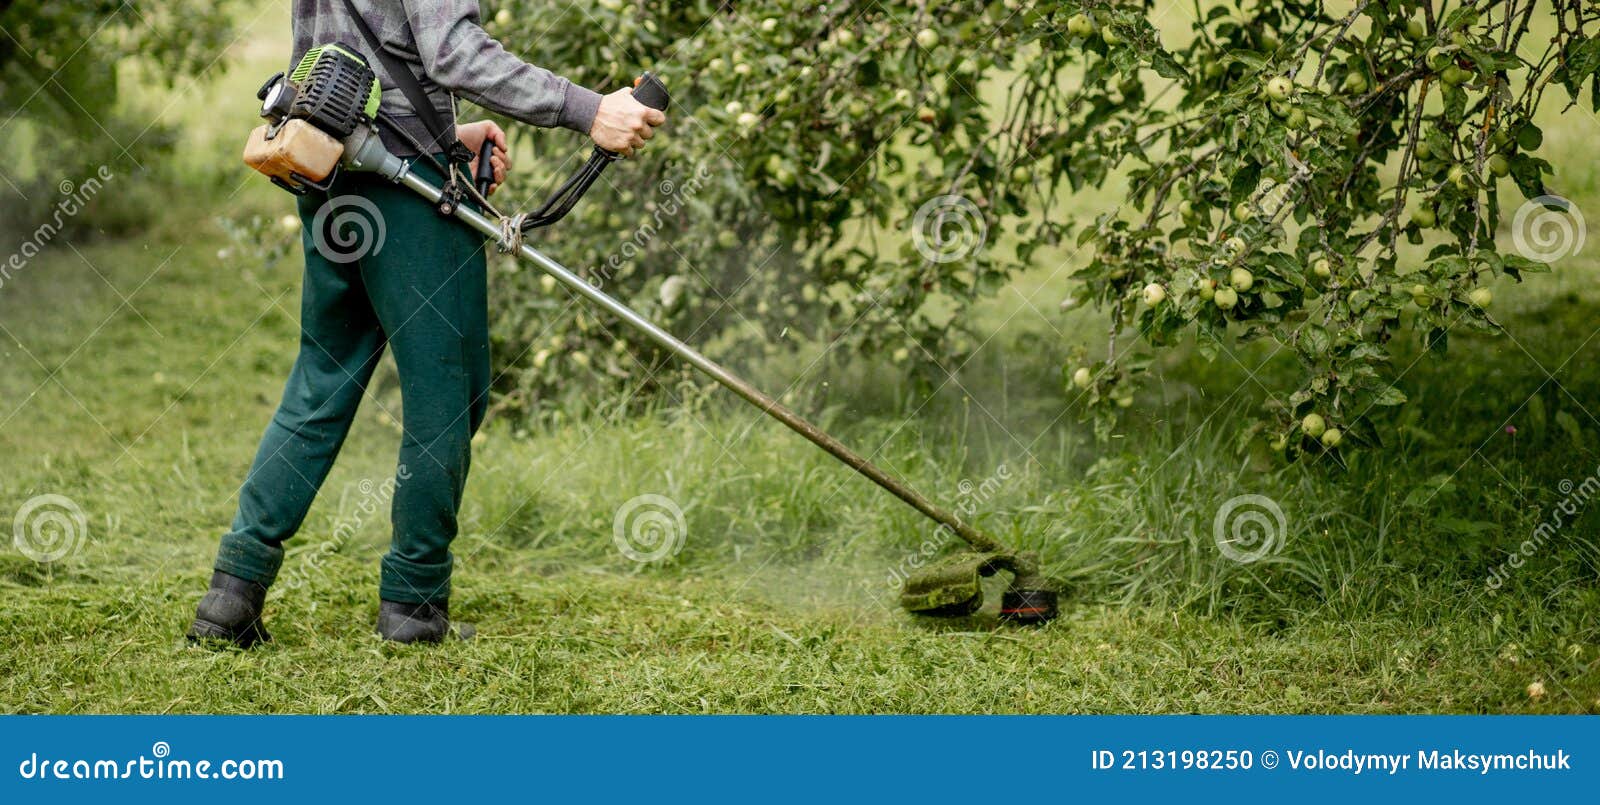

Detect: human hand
[456,120,509,194]
[589,88,666,157]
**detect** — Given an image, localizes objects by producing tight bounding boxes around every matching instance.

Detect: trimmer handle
[596,73,671,160]
[475,139,496,196]
[519,72,668,230]
[631,71,670,112]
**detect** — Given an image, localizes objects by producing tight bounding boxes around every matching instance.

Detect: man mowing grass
[187,0,665,647]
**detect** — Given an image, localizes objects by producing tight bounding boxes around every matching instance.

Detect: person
[187,0,665,647]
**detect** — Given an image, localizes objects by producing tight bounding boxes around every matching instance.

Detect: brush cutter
[242,46,1060,624]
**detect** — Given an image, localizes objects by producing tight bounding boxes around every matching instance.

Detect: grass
[2,2,1599,713]
[2,178,1597,712]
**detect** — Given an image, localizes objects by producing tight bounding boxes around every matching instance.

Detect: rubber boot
[376,600,475,644]
[186,570,272,649]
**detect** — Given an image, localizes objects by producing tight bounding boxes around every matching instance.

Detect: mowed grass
[2,3,1600,713]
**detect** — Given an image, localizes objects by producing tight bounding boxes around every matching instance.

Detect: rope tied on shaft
[498,213,527,254]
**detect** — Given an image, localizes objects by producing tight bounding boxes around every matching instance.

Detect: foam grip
[631,72,670,112]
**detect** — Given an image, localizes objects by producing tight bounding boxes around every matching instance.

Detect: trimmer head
[899,552,1060,625]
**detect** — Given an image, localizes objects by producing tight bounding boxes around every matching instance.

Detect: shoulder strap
[338,0,468,162]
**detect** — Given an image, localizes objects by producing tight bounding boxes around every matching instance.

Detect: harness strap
[338,0,471,165]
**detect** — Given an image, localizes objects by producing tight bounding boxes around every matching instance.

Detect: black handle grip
[520,72,669,231]
[475,139,496,196]
[632,72,670,111]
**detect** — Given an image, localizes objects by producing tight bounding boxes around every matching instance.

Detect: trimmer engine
[245,44,380,194]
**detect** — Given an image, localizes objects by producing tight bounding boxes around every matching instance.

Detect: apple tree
[482,0,1600,455]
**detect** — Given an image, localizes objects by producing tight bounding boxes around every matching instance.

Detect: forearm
[401,0,599,134]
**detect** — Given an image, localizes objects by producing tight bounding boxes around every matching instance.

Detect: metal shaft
[398,170,1016,559]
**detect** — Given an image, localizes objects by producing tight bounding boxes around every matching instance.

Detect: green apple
[1470,287,1493,308]
[1265,76,1294,101]
[1448,165,1472,191]
[1213,286,1239,310]
[1301,412,1327,438]
[1405,19,1426,41]
[1072,367,1093,389]
[1229,267,1254,291]
[1488,154,1511,177]
[1101,26,1122,46]
[1341,72,1368,94]
[1233,202,1254,223]
[1116,394,1134,408]
[1067,13,1095,38]
[1411,207,1437,228]
[1197,279,1217,301]
[1312,258,1332,278]
[915,28,939,48]
[1320,427,1343,448]
[1143,283,1167,306]
[659,275,687,310]
[1442,65,1472,86]
[1286,108,1307,129]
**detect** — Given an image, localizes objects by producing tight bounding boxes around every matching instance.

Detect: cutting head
[899,552,1060,625]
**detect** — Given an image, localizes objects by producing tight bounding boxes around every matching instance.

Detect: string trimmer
[241,46,1060,624]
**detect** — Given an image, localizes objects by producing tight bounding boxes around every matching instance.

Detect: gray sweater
[291,0,601,155]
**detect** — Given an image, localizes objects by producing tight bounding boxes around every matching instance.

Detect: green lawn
[1,3,1599,714]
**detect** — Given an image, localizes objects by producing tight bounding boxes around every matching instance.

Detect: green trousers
[212,158,489,604]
